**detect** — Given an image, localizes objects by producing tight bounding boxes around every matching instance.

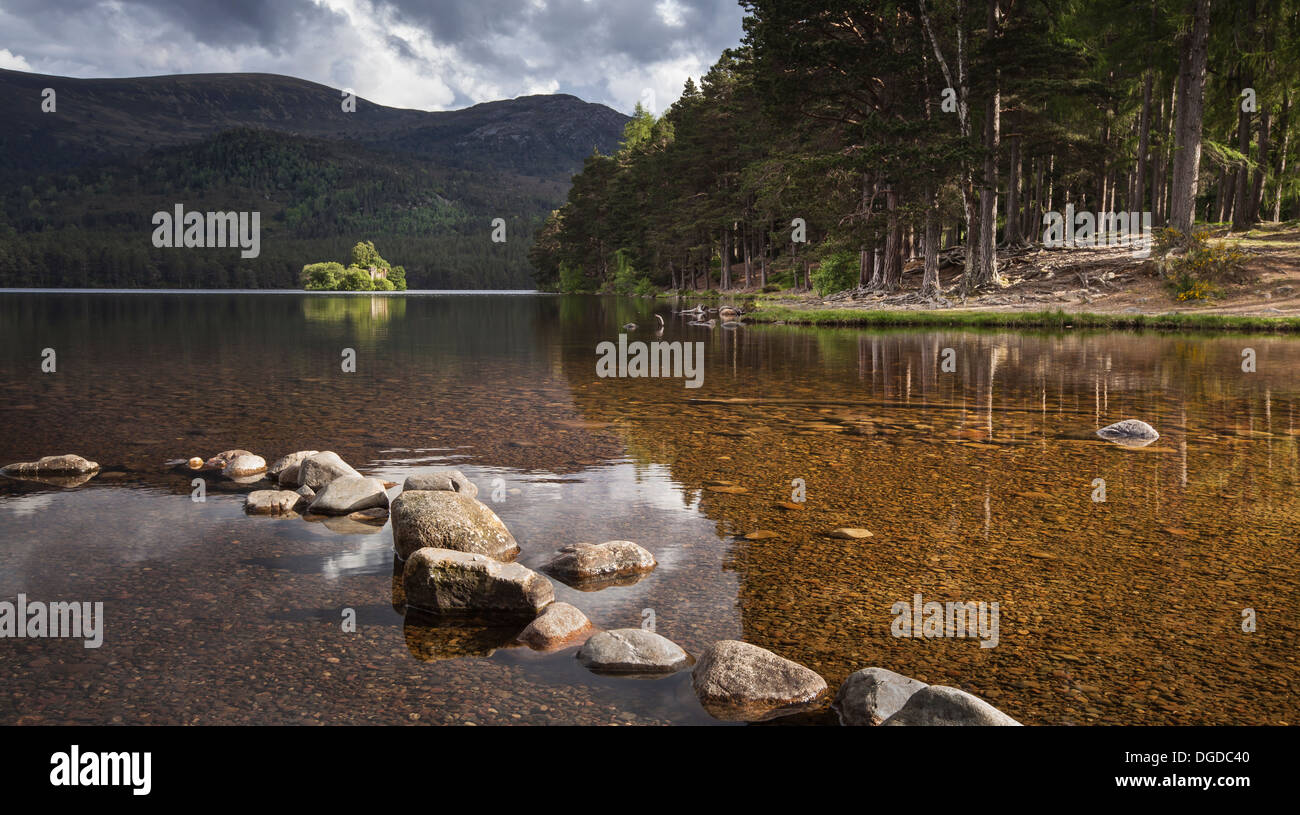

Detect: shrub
[604,248,640,294]
[302,261,344,290]
[1169,274,1215,301]
[811,250,859,295]
[1156,227,1246,302]
[336,265,375,291]
[765,270,796,291]
[558,261,593,293]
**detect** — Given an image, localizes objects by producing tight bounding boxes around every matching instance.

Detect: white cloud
[0,48,33,71]
[656,0,687,27]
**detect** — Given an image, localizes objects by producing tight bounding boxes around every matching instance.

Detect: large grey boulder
[834,667,928,726]
[543,541,656,587]
[882,685,1022,726]
[403,469,478,498]
[222,453,267,479]
[692,640,828,722]
[391,490,519,561]
[402,548,553,618]
[296,451,362,490]
[1097,419,1159,448]
[307,476,389,516]
[577,629,690,675]
[518,602,594,650]
[244,489,306,515]
[2,454,99,475]
[268,450,320,482]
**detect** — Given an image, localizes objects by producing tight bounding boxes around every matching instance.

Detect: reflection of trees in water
[554,323,1300,723]
[0,293,622,476]
[301,294,405,332]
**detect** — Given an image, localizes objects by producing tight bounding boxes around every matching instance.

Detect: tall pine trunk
[970,0,1001,290]
[1248,110,1270,224]
[1137,77,1150,214]
[884,186,903,290]
[1274,92,1290,222]
[922,183,942,299]
[1169,0,1211,236]
[1006,136,1022,245]
[1232,85,1252,230]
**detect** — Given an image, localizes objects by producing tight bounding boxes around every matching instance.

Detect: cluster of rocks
[391,469,658,654]
[194,449,395,522]
[390,469,1019,725]
[2,451,1031,724]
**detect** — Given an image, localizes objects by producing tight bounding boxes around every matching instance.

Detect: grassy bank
[745,306,1300,333]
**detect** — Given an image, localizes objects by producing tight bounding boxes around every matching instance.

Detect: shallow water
[1,292,1297,725]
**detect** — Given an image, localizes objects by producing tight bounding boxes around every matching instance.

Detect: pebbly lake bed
[0,291,1297,726]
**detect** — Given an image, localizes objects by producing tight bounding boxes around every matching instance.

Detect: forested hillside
[530,0,1300,297]
[0,129,561,288]
[0,69,629,288]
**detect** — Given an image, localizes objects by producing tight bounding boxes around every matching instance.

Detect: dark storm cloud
[0,0,744,111]
[380,0,736,64]
[1,0,341,52]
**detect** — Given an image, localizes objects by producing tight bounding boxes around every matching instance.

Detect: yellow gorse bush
[1155,227,1246,302]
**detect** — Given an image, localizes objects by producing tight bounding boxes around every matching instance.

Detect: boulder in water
[543,540,656,587]
[577,629,690,675]
[691,640,828,722]
[1097,419,1159,448]
[245,489,306,515]
[307,476,389,516]
[518,602,594,650]
[402,469,478,498]
[882,685,1021,726]
[402,548,553,618]
[391,490,519,561]
[2,454,99,475]
[222,453,267,479]
[296,451,362,490]
[267,450,320,482]
[833,667,927,726]
[203,449,254,471]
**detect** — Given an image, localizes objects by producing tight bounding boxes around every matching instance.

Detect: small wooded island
[301,241,408,291]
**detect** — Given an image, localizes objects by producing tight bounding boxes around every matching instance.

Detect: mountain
[0,69,630,288]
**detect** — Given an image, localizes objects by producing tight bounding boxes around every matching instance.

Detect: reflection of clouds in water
[4,491,57,517]
[319,533,394,580]
[498,460,718,606]
[0,487,246,593]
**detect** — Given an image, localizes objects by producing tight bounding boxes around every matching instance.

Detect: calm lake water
[1,291,1297,725]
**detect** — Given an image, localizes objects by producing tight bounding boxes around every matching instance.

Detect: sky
[0,0,745,114]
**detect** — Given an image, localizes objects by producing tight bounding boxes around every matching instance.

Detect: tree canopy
[530,0,1300,298]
